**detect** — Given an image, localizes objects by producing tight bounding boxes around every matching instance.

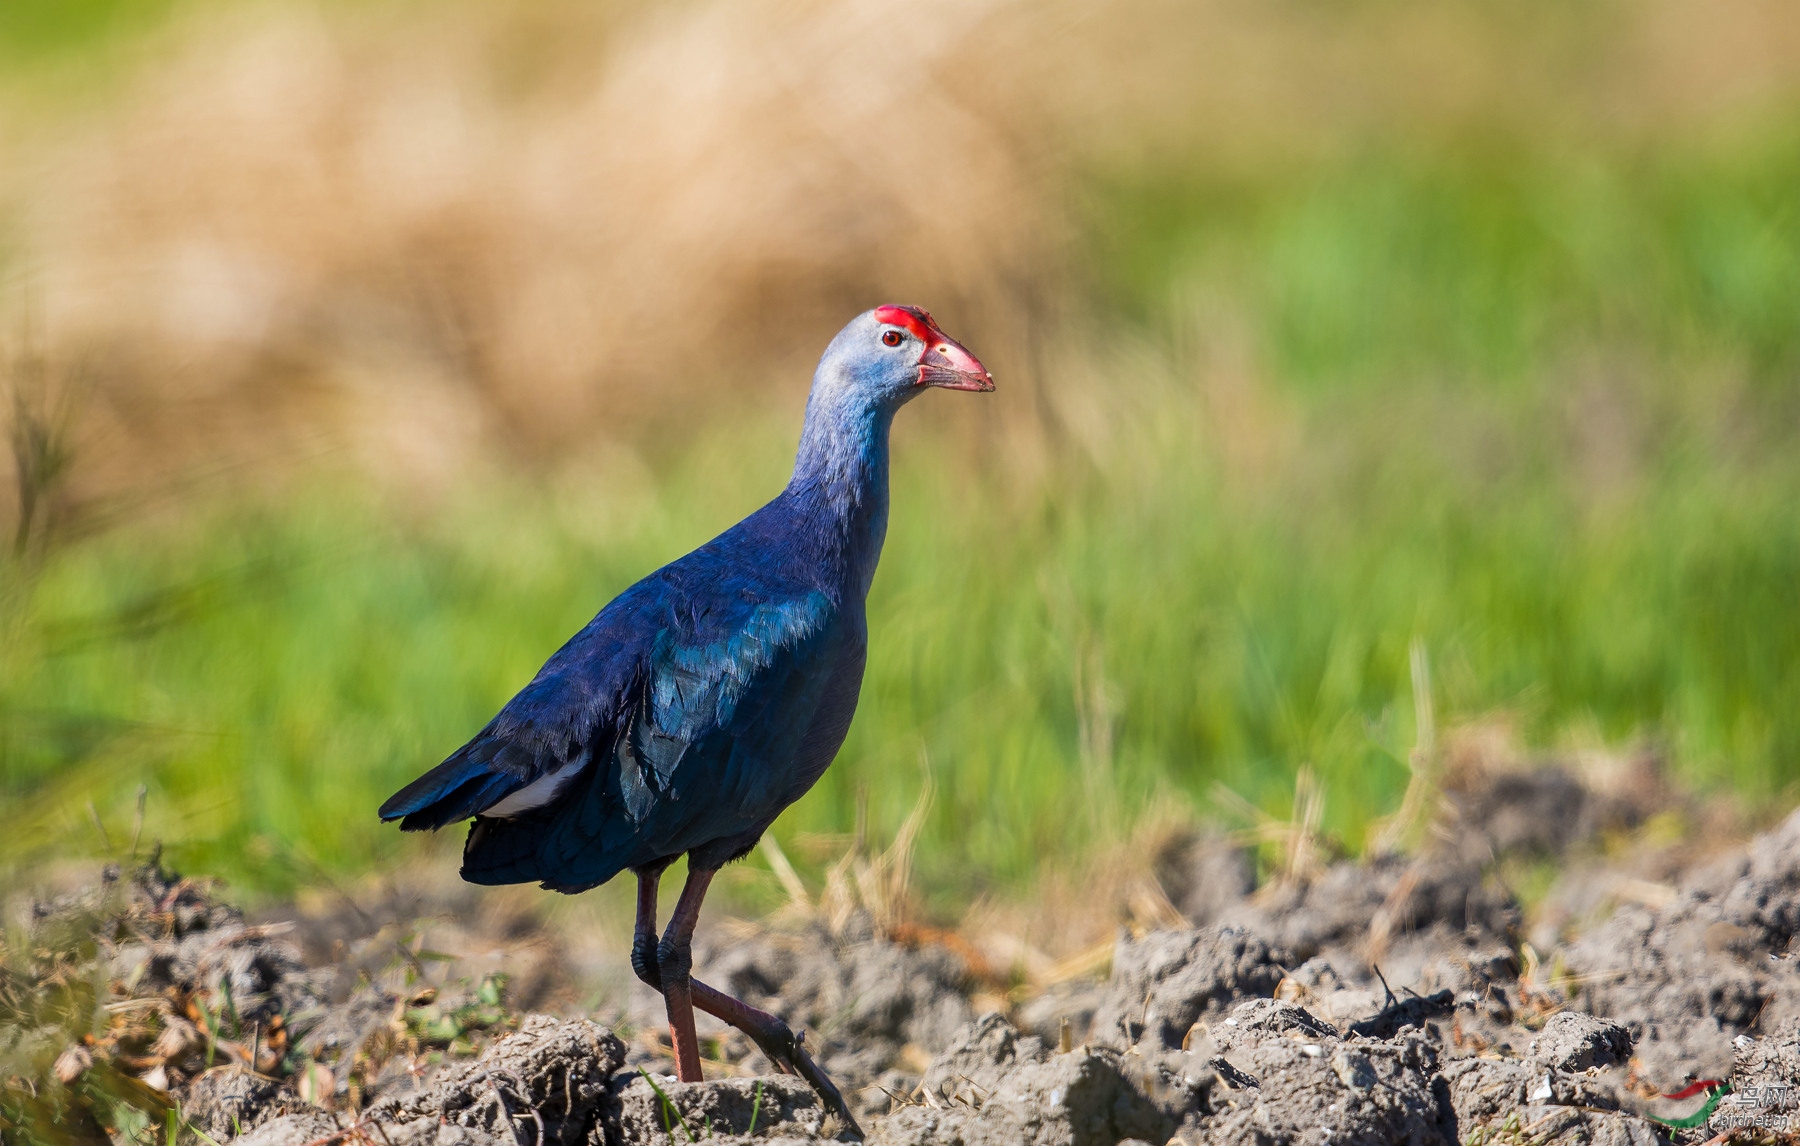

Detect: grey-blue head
[789,306,992,574]
[812,304,993,411]
[795,305,992,480]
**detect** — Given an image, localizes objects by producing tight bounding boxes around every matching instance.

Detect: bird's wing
[380,573,843,857]
[377,583,664,832]
[525,585,845,878]
[442,581,846,891]
[623,588,840,819]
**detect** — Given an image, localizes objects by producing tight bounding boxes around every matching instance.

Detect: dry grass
[1212,765,1331,892]
[3,0,1800,517]
[4,0,1054,510]
[1368,640,1441,858]
[739,762,1195,995]
[941,804,1194,989]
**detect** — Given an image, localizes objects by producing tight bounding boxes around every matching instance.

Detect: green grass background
[3,7,1799,912]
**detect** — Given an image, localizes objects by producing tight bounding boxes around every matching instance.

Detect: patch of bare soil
[9,752,1800,1144]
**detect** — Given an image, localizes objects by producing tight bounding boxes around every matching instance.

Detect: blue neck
[788,390,895,602]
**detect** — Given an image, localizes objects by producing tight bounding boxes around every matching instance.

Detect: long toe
[686,978,862,1137]
[787,1036,862,1140]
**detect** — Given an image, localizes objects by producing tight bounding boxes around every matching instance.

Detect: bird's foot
[783,1030,862,1140]
[752,1026,861,1138]
[689,980,863,1139]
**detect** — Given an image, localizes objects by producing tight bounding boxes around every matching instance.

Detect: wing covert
[617,589,838,818]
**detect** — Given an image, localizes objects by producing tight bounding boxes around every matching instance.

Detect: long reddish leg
[658,866,714,1083]
[628,865,862,1138]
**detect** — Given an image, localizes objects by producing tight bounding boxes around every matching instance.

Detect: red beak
[918,336,994,392]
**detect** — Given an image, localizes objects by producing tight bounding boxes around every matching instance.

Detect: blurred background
[2,0,1798,939]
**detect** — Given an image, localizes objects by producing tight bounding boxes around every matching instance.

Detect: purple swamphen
[379,306,992,1134]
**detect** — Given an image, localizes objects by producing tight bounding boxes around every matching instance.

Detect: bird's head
[812,305,994,413]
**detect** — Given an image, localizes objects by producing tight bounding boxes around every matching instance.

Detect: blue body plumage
[379,306,993,896]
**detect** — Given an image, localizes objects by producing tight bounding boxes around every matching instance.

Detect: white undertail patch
[483,752,588,818]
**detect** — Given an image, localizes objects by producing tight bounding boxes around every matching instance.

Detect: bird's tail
[459,813,630,894]
[458,764,636,893]
[385,732,633,892]
[378,738,520,831]
[457,817,544,885]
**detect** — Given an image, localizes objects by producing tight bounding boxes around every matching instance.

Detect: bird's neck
[788,394,894,601]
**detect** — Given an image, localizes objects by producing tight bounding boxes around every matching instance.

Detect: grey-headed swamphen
[379,306,992,1134]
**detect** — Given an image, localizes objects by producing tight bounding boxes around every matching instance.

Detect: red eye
[881,330,904,347]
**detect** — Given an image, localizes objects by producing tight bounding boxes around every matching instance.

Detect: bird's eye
[881,330,904,347]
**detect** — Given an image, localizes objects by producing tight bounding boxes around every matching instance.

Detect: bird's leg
[657,866,714,1083]
[630,867,665,992]
[641,864,864,1138]
[687,979,863,1139]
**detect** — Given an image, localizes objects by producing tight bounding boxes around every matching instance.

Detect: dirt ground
[11,750,1800,1144]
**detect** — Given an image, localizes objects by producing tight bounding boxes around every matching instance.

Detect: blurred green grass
[5,133,1799,911]
[0,0,165,59]
[0,0,190,72]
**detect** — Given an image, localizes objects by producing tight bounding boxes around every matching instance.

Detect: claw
[783,1031,862,1139]
[729,1017,861,1137]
